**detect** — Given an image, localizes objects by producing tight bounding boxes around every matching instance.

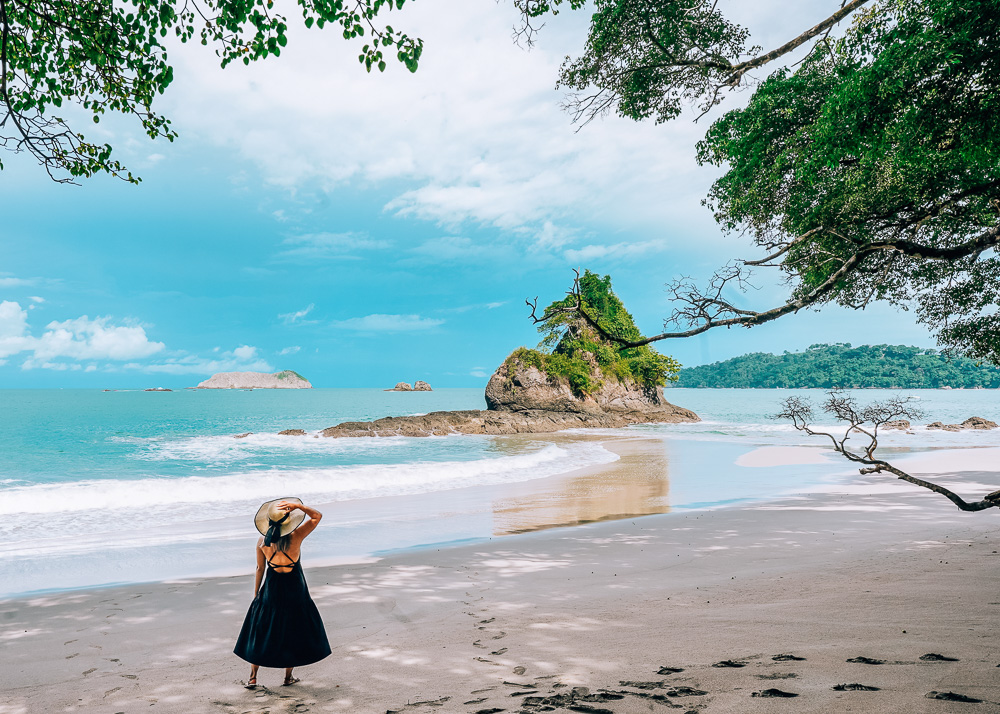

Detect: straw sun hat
[254,497,305,546]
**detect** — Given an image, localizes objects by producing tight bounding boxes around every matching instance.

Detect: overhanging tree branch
[530,224,1000,349]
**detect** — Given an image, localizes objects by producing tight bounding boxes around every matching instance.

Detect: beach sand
[2,439,999,713]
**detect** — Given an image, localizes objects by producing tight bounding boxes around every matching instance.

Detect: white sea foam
[0,442,619,543]
[127,431,408,464]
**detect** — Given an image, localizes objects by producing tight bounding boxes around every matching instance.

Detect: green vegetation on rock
[676,344,1000,389]
[511,271,681,396]
[275,370,307,381]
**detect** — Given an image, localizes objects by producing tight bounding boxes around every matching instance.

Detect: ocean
[2,387,997,597]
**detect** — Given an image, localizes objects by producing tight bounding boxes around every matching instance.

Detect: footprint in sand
[833,683,879,691]
[479,617,495,624]
[772,653,806,662]
[757,673,798,680]
[920,653,959,662]
[846,656,885,665]
[656,666,684,675]
[83,668,97,676]
[490,647,507,655]
[491,632,507,640]
[462,698,487,705]
[712,660,746,668]
[512,666,526,675]
[66,653,79,659]
[926,691,982,703]
[752,688,799,698]
[103,687,122,698]
[474,657,501,666]
[473,640,487,649]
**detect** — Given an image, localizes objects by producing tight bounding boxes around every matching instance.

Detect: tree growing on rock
[521,269,680,397]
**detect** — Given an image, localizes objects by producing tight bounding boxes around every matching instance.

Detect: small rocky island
[322,271,698,437]
[197,370,312,389]
[386,381,432,391]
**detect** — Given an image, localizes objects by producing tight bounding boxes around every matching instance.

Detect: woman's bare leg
[246,664,259,687]
[283,667,297,685]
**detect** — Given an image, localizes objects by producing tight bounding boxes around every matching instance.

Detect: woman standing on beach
[235,497,331,688]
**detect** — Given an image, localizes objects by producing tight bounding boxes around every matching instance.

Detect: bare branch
[779,392,999,513]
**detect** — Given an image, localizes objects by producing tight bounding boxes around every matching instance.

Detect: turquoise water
[1,387,997,597]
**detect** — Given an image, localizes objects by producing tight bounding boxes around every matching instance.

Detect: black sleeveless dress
[234,551,332,668]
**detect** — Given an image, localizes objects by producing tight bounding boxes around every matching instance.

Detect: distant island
[675,344,1000,389]
[196,370,312,389]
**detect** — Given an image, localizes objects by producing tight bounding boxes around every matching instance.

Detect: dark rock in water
[883,419,910,430]
[846,656,885,665]
[772,653,806,662]
[278,429,306,436]
[752,689,799,698]
[926,421,962,431]
[925,691,982,703]
[920,653,959,662]
[961,416,997,430]
[656,666,684,675]
[833,683,880,691]
[712,660,746,668]
[233,432,252,439]
[413,380,432,391]
[321,405,697,438]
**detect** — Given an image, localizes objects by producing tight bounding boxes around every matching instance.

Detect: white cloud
[279,303,316,325]
[231,345,258,361]
[278,346,301,355]
[564,240,669,263]
[0,300,165,368]
[331,314,445,332]
[132,345,273,375]
[470,369,489,378]
[28,296,45,303]
[275,232,390,262]
[165,1,712,239]
[0,276,36,288]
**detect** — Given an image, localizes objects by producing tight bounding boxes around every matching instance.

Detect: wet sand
[2,440,999,713]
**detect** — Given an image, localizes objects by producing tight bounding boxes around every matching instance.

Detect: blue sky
[0,1,937,388]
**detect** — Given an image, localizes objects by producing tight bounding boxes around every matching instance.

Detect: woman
[234,497,331,688]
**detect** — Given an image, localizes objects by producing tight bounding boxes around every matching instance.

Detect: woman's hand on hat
[275,501,301,514]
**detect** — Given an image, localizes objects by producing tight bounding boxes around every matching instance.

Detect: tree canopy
[530,0,1000,364]
[0,0,422,183]
[676,343,1000,389]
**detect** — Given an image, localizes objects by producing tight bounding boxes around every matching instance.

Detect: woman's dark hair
[274,533,293,553]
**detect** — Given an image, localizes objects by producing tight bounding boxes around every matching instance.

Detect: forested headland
[675,344,1000,389]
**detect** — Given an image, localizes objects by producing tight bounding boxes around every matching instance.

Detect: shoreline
[3,440,1000,713]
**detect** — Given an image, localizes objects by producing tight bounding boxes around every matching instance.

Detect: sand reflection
[491,437,671,535]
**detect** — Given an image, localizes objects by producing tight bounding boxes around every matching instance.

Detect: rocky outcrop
[197,370,312,389]
[387,382,412,391]
[322,351,698,438]
[926,417,997,431]
[278,429,306,436]
[321,406,696,438]
[961,416,997,430]
[485,352,697,420]
[414,381,432,391]
[927,421,961,431]
[883,420,911,430]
